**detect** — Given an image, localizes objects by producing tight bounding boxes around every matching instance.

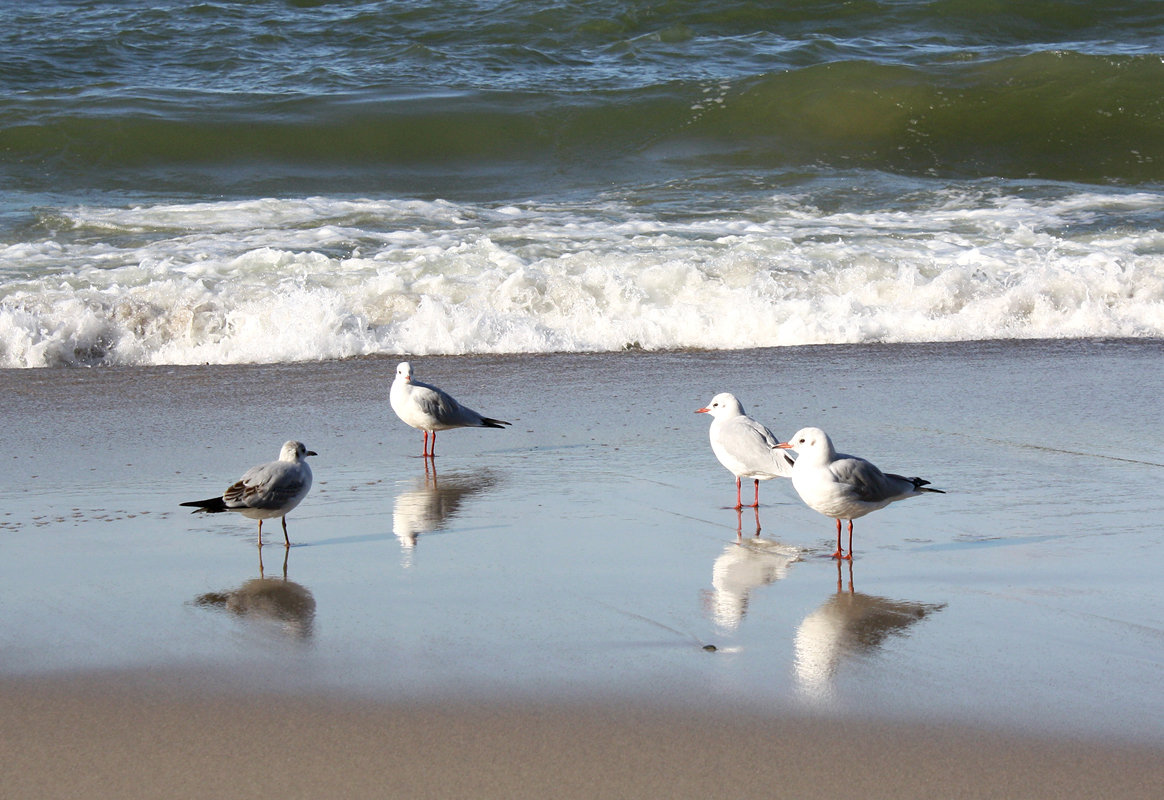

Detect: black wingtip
[481,417,512,429]
[179,497,228,513]
[900,476,945,494]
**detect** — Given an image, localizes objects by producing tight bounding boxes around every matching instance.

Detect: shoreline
[4,333,1158,370]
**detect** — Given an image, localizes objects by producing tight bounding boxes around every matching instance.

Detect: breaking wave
[2,190,1161,368]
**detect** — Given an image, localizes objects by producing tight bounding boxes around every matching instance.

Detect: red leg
[752,479,760,508]
[734,477,743,510]
[845,520,854,561]
[282,516,290,547]
[422,430,429,457]
[431,430,437,458]
[832,518,843,559]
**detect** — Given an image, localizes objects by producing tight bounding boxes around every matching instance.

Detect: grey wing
[224,463,304,510]
[830,455,902,503]
[732,418,795,474]
[414,383,474,426]
[742,416,781,449]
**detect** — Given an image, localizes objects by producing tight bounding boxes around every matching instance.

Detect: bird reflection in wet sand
[734,504,763,541]
[194,544,316,640]
[794,560,944,701]
[392,460,498,565]
[702,508,804,630]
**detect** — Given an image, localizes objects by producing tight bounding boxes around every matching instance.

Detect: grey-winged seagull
[181,440,316,546]
[696,392,794,509]
[776,426,943,559]
[390,361,511,457]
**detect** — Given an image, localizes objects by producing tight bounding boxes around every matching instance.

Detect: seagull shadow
[193,544,316,640]
[392,460,500,566]
[701,529,804,630]
[793,560,945,702]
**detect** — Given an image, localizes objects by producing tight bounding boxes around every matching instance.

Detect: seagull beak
[307,450,318,456]
[695,407,709,414]
[775,442,792,449]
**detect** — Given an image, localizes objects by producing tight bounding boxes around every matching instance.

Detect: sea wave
[2,51,1161,191]
[2,191,1161,368]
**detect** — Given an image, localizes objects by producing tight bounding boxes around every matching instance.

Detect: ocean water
[1,0,1162,367]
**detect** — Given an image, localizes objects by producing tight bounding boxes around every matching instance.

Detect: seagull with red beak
[390,361,511,458]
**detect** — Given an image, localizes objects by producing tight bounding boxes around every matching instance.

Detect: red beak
[695,407,709,414]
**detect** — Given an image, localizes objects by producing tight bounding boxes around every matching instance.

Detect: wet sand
[2,340,1163,796]
[3,672,1163,800]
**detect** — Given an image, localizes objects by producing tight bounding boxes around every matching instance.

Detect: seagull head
[776,427,832,457]
[280,441,317,462]
[396,361,413,383]
[695,392,745,419]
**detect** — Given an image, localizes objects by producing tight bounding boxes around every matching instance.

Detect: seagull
[696,392,794,509]
[180,440,316,546]
[776,427,943,560]
[390,361,511,457]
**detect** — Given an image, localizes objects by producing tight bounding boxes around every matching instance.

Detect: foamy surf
[1,189,1161,367]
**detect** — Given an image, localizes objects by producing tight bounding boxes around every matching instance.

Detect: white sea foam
[1,191,1161,367]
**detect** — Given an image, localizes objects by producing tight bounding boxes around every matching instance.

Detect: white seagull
[696,392,794,509]
[776,427,943,560]
[181,440,316,546]
[390,361,511,457]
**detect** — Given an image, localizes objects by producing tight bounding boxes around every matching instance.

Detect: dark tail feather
[892,475,946,494]
[180,496,228,513]
[480,417,511,429]
[912,477,946,494]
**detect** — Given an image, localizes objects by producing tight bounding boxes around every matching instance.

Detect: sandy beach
[3,340,1163,797]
